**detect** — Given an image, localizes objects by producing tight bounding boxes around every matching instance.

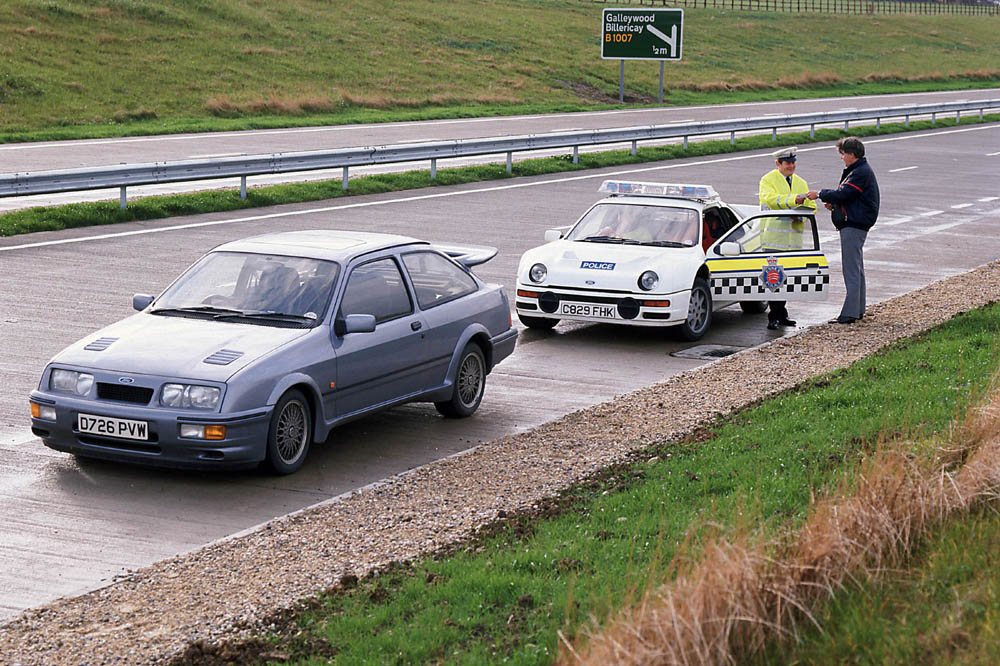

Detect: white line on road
[889,166,919,173]
[980,196,999,202]
[187,152,246,159]
[881,215,914,226]
[2,124,997,254]
[951,203,974,209]
[920,210,944,217]
[987,151,1000,156]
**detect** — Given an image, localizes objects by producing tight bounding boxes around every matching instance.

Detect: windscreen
[565,203,700,246]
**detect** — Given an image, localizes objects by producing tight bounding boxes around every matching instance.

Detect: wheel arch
[266,374,324,442]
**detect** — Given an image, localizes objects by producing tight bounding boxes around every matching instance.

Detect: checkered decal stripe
[711,274,830,295]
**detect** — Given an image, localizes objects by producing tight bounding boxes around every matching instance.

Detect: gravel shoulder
[2,261,999,666]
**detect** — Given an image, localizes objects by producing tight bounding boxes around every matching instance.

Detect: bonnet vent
[203,349,244,366]
[83,337,119,352]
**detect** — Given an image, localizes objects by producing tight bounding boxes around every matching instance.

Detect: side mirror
[543,229,563,242]
[339,314,376,335]
[133,294,154,311]
[719,242,741,257]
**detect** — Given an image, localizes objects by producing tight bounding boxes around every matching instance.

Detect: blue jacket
[819,157,879,231]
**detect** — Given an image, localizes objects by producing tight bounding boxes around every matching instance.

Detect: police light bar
[599,180,720,202]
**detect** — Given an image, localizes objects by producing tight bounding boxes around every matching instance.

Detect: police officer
[759,147,816,330]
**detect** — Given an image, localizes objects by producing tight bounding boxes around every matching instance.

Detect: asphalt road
[1,88,998,211]
[0,120,997,620]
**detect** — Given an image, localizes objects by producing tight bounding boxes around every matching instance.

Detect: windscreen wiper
[581,235,626,243]
[150,305,244,317]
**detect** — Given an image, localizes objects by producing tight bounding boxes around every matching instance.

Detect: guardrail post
[771,127,777,141]
[956,110,961,123]
[631,140,637,156]
[120,186,126,210]
[810,123,815,139]
[931,112,936,125]
[683,136,688,150]
[844,120,849,132]
[506,152,512,174]
[905,114,909,127]
[240,176,247,200]
[980,108,984,120]
[730,130,735,145]
[342,166,349,190]
[876,117,881,130]
[431,158,437,180]
[573,146,579,164]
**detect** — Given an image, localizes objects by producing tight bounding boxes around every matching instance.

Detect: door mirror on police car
[544,229,564,242]
[719,242,742,257]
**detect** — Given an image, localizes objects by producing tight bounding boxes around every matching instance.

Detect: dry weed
[562,383,1000,666]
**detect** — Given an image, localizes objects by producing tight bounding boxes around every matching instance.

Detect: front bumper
[29,390,271,471]
[515,283,690,327]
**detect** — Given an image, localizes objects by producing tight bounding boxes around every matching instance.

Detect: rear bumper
[30,390,270,471]
[489,327,518,369]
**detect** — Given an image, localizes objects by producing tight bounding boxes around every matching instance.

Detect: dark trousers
[768,301,788,322]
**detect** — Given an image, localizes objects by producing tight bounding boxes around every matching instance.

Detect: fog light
[642,300,671,307]
[31,402,56,421]
[517,289,539,298]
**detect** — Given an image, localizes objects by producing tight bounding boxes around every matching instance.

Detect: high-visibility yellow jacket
[758,169,816,251]
[759,169,817,211]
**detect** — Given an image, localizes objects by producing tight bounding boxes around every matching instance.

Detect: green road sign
[601,8,683,61]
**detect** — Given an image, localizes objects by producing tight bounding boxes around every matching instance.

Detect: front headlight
[638,270,659,291]
[529,263,547,283]
[50,369,94,396]
[160,383,221,409]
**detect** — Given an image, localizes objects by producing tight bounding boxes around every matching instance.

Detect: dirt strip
[2,260,999,666]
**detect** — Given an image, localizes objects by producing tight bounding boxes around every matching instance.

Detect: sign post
[601,8,684,103]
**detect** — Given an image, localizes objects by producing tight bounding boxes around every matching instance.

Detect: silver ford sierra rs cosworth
[29,230,517,474]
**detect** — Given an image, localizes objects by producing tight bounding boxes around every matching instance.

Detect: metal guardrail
[1,99,998,209]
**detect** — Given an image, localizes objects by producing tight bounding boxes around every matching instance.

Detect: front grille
[96,383,154,405]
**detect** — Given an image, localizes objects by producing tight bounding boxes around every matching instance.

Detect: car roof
[595,195,710,211]
[211,230,428,262]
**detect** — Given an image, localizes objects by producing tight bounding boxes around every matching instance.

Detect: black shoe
[778,318,797,327]
[829,316,857,324]
[767,320,779,330]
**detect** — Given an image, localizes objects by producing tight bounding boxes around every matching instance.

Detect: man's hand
[794,193,806,205]
[824,202,833,210]
[805,190,820,200]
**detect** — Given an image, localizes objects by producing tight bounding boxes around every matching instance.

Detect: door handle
[411,321,422,331]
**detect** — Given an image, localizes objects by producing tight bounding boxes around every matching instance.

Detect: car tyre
[518,313,558,330]
[677,278,712,341]
[739,301,768,314]
[435,344,486,418]
[264,389,312,475]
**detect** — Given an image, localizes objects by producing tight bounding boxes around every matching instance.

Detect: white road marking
[187,152,245,159]
[547,128,584,133]
[2,124,997,254]
[920,210,944,217]
[951,203,974,209]
[980,196,999,202]
[889,165,919,173]
[881,215,914,226]
[987,151,1000,156]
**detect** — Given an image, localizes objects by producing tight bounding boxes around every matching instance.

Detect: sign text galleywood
[601,8,684,61]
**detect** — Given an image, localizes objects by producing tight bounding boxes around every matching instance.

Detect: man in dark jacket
[806,136,879,324]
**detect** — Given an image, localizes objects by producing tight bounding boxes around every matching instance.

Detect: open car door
[704,210,829,303]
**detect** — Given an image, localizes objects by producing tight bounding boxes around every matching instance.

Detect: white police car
[515,180,830,340]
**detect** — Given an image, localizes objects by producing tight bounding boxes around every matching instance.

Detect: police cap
[772,147,797,162]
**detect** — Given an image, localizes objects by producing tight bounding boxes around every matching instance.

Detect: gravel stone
[1,261,998,665]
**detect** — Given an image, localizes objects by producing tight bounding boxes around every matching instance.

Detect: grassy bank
[1,0,998,140]
[170,303,1000,665]
[3,111,998,239]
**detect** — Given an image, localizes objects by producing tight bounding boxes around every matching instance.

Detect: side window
[716,214,817,255]
[339,258,412,324]
[402,251,478,310]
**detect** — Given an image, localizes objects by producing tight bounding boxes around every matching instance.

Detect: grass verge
[3,112,998,239]
[168,302,1000,665]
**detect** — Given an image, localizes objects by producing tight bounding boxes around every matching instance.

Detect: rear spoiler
[433,243,499,268]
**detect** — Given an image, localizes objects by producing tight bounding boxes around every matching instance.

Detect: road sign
[601,8,683,61]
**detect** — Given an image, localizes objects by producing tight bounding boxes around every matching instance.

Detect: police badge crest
[759,256,786,292]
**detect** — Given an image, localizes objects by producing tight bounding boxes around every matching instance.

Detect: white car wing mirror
[544,229,563,242]
[719,242,742,257]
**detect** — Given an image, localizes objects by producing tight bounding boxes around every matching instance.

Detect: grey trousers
[839,226,868,319]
